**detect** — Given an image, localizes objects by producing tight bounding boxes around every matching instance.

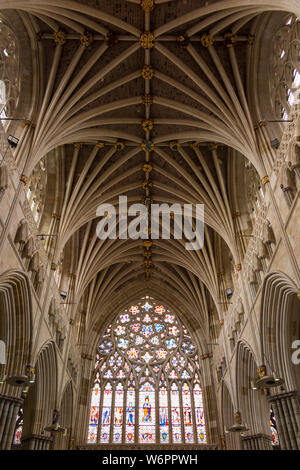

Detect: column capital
[268,390,300,402]
[0,394,23,406]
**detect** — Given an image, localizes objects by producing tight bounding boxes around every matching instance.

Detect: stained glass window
[100,383,112,443]
[113,383,123,443]
[194,383,206,443]
[87,381,100,443]
[125,386,135,443]
[182,383,194,443]
[171,383,182,443]
[13,408,24,445]
[139,382,155,443]
[87,297,207,445]
[270,408,280,447]
[159,387,169,443]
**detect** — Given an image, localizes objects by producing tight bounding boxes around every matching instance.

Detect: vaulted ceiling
[4,0,299,351]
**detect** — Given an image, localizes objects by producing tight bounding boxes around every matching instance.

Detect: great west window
[87,298,206,445]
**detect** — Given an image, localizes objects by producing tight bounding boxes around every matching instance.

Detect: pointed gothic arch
[235,341,273,449]
[20,341,58,449]
[0,270,33,390]
[55,380,74,450]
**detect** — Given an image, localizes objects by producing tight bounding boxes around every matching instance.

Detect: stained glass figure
[14,424,23,445]
[13,408,24,445]
[139,382,155,443]
[182,383,194,443]
[126,387,135,443]
[88,382,100,443]
[270,408,280,447]
[159,387,169,443]
[100,383,112,443]
[171,383,182,443]
[113,383,124,443]
[194,383,206,443]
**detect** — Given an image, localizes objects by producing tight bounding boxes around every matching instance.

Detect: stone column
[241,433,273,450]
[0,394,23,449]
[21,434,52,450]
[269,391,300,450]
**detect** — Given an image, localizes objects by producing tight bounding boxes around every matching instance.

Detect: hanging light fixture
[250,379,258,391]
[254,366,284,389]
[5,365,35,387]
[5,375,30,387]
[228,411,249,433]
[45,409,66,434]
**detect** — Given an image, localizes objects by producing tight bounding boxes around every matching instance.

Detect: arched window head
[87,298,207,445]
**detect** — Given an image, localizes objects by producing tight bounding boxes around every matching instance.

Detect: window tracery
[87,298,206,445]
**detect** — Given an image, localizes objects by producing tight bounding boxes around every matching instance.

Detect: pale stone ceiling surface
[5,0,298,348]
